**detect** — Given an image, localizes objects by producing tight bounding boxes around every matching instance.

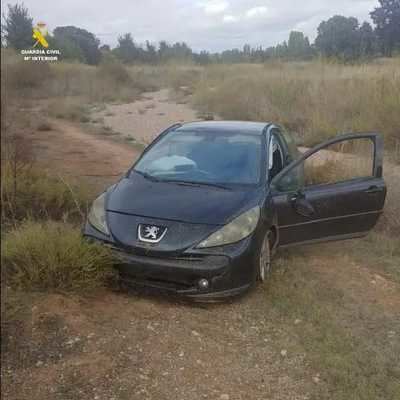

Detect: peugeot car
[83,121,386,300]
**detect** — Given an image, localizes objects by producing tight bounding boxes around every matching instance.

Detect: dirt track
[3,91,399,400]
[92,89,198,144]
[30,118,139,191]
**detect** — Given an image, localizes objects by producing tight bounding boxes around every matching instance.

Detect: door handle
[365,186,384,194]
[290,194,299,203]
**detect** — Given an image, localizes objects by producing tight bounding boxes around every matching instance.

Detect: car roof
[175,121,271,136]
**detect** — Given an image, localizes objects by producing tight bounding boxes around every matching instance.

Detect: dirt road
[3,91,399,400]
[92,89,199,144]
[30,119,139,191]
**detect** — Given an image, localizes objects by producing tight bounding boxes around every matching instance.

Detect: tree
[158,40,169,62]
[114,33,138,63]
[243,43,251,61]
[287,31,312,60]
[371,0,400,56]
[171,42,192,60]
[145,41,157,63]
[51,34,85,62]
[315,15,360,60]
[100,44,110,52]
[2,3,33,50]
[157,40,193,63]
[194,50,211,65]
[53,26,101,65]
[359,22,378,58]
[275,41,289,59]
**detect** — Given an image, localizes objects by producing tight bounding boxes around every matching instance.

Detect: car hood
[106,174,262,225]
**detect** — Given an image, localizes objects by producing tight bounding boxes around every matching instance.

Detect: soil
[92,89,199,144]
[30,118,140,192]
[2,288,313,400]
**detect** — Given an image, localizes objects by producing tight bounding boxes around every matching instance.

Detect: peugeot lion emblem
[138,224,167,243]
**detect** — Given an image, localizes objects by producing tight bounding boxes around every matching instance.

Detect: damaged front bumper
[83,222,256,301]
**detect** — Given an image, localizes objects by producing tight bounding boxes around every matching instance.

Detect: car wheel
[257,231,271,282]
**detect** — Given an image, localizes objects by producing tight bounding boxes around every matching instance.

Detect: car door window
[303,138,374,187]
[275,136,376,192]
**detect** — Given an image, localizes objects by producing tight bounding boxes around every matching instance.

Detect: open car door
[271,134,386,247]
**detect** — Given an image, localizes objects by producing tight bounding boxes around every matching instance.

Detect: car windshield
[133,129,262,186]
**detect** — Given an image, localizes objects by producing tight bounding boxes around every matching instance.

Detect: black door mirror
[290,192,315,217]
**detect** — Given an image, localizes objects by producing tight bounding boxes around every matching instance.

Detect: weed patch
[1,221,116,291]
[1,163,92,224]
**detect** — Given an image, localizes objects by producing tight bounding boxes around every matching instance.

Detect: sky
[2,0,379,51]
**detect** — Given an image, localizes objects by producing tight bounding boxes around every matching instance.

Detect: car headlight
[197,206,260,248]
[88,193,109,235]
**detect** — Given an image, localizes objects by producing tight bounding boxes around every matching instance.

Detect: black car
[84,121,386,300]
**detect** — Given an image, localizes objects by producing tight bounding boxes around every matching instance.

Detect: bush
[3,60,52,92]
[1,221,116,290]
[47,98,89,121]
[97,61,132,84]
[1,162,92,224]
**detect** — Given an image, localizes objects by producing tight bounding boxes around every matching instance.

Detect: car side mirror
[291,193,315,217]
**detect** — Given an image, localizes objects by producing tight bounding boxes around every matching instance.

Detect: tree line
[2,1,400,65]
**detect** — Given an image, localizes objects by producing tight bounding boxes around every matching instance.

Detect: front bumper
[83,223,257,300]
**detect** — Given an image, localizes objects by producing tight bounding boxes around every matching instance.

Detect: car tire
[256,231,272,282]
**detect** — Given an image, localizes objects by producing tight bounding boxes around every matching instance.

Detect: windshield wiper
[135,170,231,190]
[161,180,231,190]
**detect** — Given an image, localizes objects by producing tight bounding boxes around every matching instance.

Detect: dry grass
[1,162,92,224]
[3,50,399,156]
[2,50,201,104]
[1,220,116,291]
[349,231,400,282]
[192,60,400,156]
[303,139,375,185]
[47,97,90,122]
[379,163,400,235]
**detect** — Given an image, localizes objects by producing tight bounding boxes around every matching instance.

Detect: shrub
[47,98,89,121]
[3,60,53,92]
[1,162,92,224]
[1,221,116,290]
[97,61,132,84]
